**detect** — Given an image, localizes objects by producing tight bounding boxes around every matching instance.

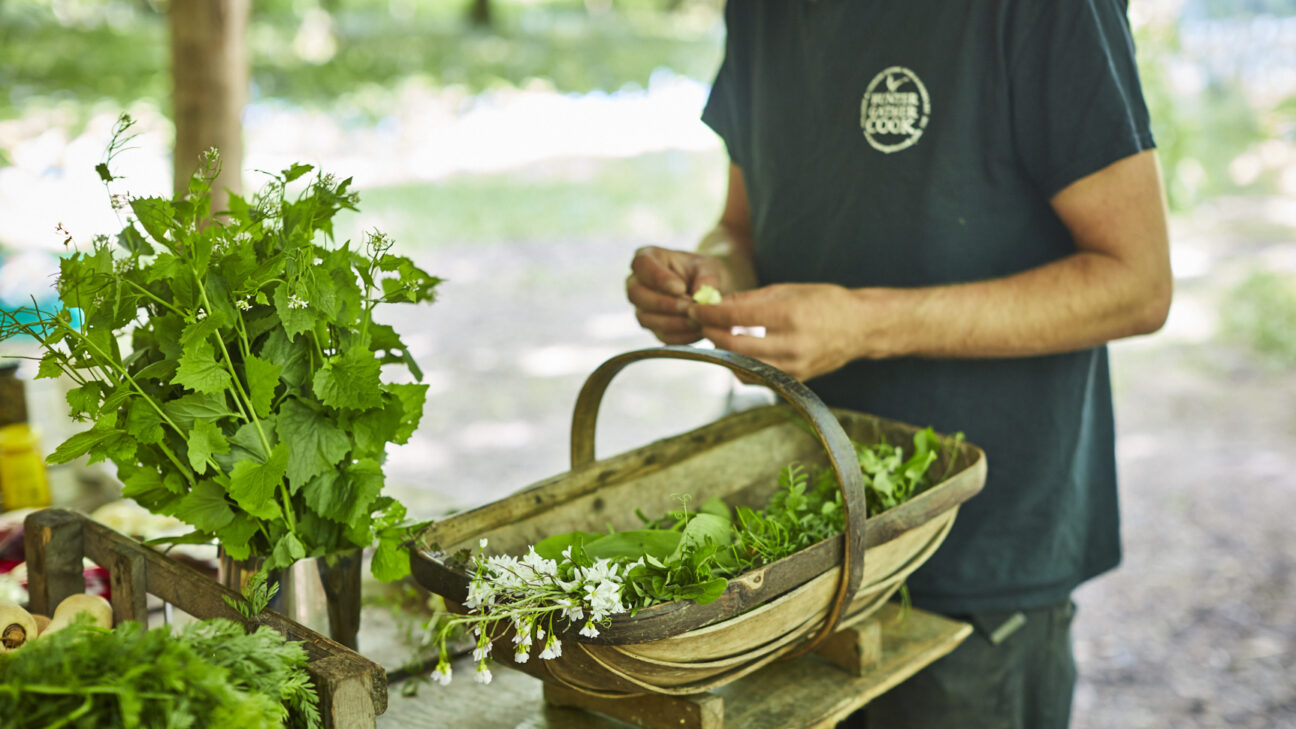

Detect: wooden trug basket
[411,346,986,697]
[23,509,388,729]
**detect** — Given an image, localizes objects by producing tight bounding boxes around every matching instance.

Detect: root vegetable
[1,601,38,651]
[32,613,50,635]
[43,593,113,634]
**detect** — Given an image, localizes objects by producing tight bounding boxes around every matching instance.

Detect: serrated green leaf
[117,225,153,256]
[47,427,120,465]
[259,327,310,388]
[244,354,281,419]
[36,351,64,380]
[217,514,261,562]
[163,392,234,430]
[273,284,316,341]
[187,419,231,475]
[345,396,403,455]
[172,479,236,533]
[311,347,381,411]
[270,532,307,569]
[229,420,275,461]
[129,196,176,245]
[302,459,384,525]
[65,381,106,417]
[370,535,409,583]
[386,383,429,444]
[172,339,232,394]
[124,400,166,444]
[132,358,178,382]
[282,163,314,183]
[228,442,289,522]
[278,398,350,490]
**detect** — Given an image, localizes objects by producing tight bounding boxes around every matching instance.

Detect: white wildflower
[287,294,308,310]
[233,231,252,244]
[430,662,452,686]
[472,641,492,661]
[539,635,563,660]
[579,620,600,638]
[520,547,556,578]
[464,579,495,610]
[479,537,489,550]
[474,663,493,685]
[236,298,252,311]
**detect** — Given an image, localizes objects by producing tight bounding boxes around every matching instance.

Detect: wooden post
[813,620,883,677]
[105,543,149,629]
[169,0,249,212]
[544,684,724,729]
[22,510,84,616]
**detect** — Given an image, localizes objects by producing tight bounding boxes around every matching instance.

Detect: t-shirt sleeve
[1010,0,1156,198]
[701,2,747,167]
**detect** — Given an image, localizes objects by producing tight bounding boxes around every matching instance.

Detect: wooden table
[380,604,970,729]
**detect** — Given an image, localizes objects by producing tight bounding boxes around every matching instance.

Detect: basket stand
[537,603,970,729]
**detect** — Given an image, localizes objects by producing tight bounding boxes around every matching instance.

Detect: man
[624,1,1172,727]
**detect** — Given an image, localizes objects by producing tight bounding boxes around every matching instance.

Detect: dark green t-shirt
[702,0,1155,613]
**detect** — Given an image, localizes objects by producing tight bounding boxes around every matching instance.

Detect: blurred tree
[170,0,250,208]
[468,0,492,27]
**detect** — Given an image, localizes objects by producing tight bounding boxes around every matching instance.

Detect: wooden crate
[411,346,986,700]
[23,508,389,729]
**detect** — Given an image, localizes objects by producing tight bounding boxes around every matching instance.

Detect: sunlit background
[1,0,1294,726]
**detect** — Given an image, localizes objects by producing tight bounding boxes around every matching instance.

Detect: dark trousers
[841,600,1078,729]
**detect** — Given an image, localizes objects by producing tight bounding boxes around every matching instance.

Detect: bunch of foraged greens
[0,573,320,729]
[0,115,439,580]
[0,618,320,729]
[426,426,962,685]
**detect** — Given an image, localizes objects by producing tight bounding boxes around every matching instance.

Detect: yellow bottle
[0,423,51,510]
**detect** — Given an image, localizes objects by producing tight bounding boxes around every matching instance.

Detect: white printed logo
[860,66,931,154]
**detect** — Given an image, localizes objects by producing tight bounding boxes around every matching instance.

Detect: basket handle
[570,345,867,652]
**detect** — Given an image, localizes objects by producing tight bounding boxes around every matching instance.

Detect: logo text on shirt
[860,66,931,154]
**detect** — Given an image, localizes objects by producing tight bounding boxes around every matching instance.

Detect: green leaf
[278,398,350,490]
[282,163,314,183]
[370,534,409,583]
[302,459,384,525]
[117,225,153,256]
[172,339,233,394]
[36,352,64,380]
[311,347,381,411]
[124,400,166,444]
[670,513,732,563]
[129,196,176,245]
[585,530,681,562]
[47,427,120,465]
[228,442,289,521]
[163,392,234,431]
[187,419,231,475]
[132,358,178,382]
[259,328,310,388]
[386,383,429,444]
[172,479,236,533]
[273,284,317,341]
[65,381,106,417]
[217,514,262,562]
[239,353,281,419]
[229,420,275,461]
[270,532,307,569]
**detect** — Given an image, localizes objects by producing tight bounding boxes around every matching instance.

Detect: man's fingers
[627,275,690,315]
[630,248,688,297]
[637,310,700,337]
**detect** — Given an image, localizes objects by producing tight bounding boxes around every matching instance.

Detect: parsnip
[42,593,113,634]
[0,600,38,651]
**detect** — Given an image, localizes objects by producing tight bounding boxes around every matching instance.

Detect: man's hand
[691,283,882,382]
[626,246,730,345]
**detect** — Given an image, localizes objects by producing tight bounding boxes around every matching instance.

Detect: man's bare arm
[694,150,1173,378]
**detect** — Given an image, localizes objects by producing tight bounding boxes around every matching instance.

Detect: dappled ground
[370,194,1296,727]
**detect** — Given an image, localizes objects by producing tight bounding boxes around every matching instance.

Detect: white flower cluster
[428,539,630,687]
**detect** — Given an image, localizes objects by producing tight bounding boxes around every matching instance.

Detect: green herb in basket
[425,426,963,686]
